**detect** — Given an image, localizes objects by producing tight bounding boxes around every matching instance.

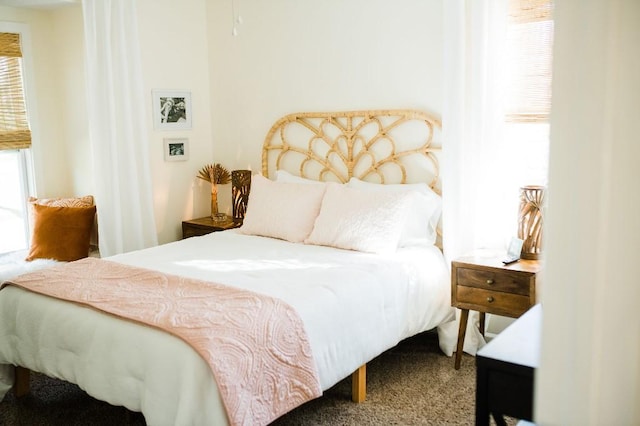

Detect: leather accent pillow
[28,195,97,248]
[26,204,97,262]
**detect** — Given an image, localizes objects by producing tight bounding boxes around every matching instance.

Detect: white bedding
[0,230,454,425]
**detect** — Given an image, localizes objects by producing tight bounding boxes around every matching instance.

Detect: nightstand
[181,216,242,239]
[451,252,541,369]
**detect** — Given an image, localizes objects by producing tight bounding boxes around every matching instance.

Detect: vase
[210,183,218,218]
[517,185,545,260]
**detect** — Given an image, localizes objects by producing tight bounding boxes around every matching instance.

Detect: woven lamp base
[517,185,545,260]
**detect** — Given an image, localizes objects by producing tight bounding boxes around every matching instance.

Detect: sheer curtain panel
[82,0,158,256]
[441,0,513,261]
[438,0,511,356]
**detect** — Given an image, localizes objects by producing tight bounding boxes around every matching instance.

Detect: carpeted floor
[0,332,514,425]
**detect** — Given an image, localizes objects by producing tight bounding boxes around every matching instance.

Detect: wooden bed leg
[14,366,30,398]
[351,364,366,403]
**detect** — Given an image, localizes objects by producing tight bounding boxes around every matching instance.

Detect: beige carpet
[0,332,506,425]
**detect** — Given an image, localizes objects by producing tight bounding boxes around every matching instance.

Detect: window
[0,28,34,255]
[0,150,30,253]
[504,0,554,187]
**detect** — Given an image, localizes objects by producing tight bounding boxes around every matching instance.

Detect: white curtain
[442,0,513,260]
[438,0,513,356]
[83,0,158,257]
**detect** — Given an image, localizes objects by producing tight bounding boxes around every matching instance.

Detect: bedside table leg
[14,366,30,398]
[479,312,486,337]
[454,309,469,370]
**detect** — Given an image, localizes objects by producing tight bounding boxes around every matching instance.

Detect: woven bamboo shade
[0,32,31,151]
[505,0,554,123]
[508,0,552,24]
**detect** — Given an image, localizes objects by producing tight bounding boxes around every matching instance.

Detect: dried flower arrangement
[197,163,231,217]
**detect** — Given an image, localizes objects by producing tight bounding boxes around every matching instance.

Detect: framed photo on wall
[153,90,192,130]
[163,137,189,162]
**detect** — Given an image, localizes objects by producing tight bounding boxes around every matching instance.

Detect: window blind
[0,32,31,151]
[505,0,554,123]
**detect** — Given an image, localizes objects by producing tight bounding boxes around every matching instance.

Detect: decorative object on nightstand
[517,185,545,260]
[231,170,251,220]
[197,163,231,219]
[181,216,241,239]
[451,252,541,369]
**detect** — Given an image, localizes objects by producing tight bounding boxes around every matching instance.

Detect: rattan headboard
[261,109,441,192]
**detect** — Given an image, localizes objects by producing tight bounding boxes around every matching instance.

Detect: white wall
[2,0,444,245]
[0,6,72,196]
[1,2,215,245]
[136,0,214,244]
[535,1,640,424]
[206,0,444,213]
[49,6,91,197]
[0,5,97,200]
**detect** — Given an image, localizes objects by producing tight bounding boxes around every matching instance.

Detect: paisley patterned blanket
[3,257,321,426]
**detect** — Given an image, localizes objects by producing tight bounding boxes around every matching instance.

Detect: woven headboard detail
[261,109,441,192]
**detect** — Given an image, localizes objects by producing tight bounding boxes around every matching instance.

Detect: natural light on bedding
[175,257,341,272]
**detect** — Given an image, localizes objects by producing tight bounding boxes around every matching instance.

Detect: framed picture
[153,90,192,130]
[164,137,189,162]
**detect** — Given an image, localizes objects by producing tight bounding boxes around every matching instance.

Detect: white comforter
[0,231,454,425]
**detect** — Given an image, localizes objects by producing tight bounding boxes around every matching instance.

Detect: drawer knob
[486,279,494,285]
[487,296,495,303]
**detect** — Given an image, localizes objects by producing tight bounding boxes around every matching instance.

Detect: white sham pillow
[347,177,442,246]
[275,169,324,185]
[238,174,327,243]
[304,183,412,254]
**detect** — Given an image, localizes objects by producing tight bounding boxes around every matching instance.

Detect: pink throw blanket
[3,257,322,425]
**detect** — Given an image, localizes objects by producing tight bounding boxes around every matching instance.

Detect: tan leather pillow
[26,204,97,262]
[28,195,97,248]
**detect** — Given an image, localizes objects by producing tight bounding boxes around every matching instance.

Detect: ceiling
[0,0,79,9]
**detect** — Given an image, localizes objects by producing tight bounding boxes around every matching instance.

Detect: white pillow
[275,170,324,185]
[238,174,327,243]
[347,177,442,246]
[305,184,412,254]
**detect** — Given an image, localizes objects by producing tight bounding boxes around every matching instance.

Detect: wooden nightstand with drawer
[181,216,242,239]
[451,253,541,369]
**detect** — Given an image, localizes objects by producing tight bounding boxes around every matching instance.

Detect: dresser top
[477,304,542,368]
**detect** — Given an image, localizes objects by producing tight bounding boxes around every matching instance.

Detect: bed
[0,109,455,425]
